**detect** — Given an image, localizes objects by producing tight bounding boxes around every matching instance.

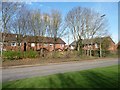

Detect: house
[0,33,66,52]
[116,41,120,50]
[0,33,23,51]
[70,36,116,53]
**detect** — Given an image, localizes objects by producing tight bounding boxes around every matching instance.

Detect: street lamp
[99,14,106,57]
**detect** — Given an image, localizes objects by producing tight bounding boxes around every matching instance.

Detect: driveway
[2,58,119,82]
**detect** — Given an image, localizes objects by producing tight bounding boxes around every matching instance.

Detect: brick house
[0,33,66,52]
[116,41,120,49]
[70,36,116,53]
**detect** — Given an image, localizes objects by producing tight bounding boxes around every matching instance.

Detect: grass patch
[2,65,119,88]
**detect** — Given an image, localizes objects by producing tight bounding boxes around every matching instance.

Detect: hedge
[3,50,38,60]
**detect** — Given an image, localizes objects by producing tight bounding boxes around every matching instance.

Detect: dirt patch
[2,56,99,67]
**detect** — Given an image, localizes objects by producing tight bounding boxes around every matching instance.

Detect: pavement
[1,58,119,83]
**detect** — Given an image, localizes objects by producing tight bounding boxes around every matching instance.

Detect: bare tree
[29,9,41,36]
[1,2,21,57]
[2,2,21,33]
[40,13,50,56]
[12,4,31,51]
[49,9,62,51]
[29,10,50,55]
[83,8,109,57]
[65,7,109,57]
[65,7,84,55]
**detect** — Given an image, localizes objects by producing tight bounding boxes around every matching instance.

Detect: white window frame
[31,43,35,47]
[50,44,53,46]
[95,43,98,48]
[61,44,64,47]
[11,42,16,46]
[18,43,21,46]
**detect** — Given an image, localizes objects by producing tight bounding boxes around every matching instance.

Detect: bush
[3,50,38,60]
[23,50,38,58]
[3,51,23,60]
[52,51,61,58]
[102,50,110,57]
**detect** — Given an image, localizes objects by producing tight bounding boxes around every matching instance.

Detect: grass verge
[2,65,119,88]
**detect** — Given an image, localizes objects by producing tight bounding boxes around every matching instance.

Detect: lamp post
[99,14,106,57]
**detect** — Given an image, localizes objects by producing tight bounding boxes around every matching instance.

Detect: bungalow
[116,41,120,49]
[0,33,66,52]
[70,36,116,54]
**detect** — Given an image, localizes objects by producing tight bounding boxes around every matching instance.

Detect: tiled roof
[0,33,23,42]
[70,36,114,46]
[23,35,66,44]
[118,41,120,45]
[0,32,66,44]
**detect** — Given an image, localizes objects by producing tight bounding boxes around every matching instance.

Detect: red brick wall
[107,41,116,51]
[4,42,65,52]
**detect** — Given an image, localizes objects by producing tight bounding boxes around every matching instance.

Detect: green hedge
[23,50,38,58]
[3,50,38,60]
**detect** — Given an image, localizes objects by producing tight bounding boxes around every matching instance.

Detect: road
[2,58,119,82]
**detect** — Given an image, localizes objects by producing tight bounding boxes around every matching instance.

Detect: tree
[65,7,109,57]
[12,4,31,51]
[40,13,50,56]
[65,7,85,55]
[101,37,111,57]
[49,9,62,51]
[29,9,42,36]
[2,2,21,33]
[84,9,109,57]
[1,2,21,57]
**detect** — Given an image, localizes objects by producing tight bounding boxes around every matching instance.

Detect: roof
[118,41,120,45]
[70,36,115,46]
[117,41,120,46]
[0,32,66,44]
[24,35,66,44]
[0,33,23,42]
[70,41,76,46]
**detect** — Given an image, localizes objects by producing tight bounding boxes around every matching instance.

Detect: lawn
[2,65,119,88]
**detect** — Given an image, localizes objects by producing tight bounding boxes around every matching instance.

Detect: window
[50,44,53,46]
[44,44,48,47]
[18,43,21,46]
[95,43,98,48]
[70,46,75,50]
[31,43,35,47]
[11,42,16,46]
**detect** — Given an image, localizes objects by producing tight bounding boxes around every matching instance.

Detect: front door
[24,42,26,51]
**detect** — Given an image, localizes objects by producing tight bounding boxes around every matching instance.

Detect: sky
[25,2,118,44]
[2,0,119,2]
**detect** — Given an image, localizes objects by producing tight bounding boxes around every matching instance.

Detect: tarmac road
[2,58,119,82]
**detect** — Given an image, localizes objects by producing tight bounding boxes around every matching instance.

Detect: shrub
[23,50,38,58]
[3,51,23,60]
[52,51,61,58]
[3,50,38,60]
